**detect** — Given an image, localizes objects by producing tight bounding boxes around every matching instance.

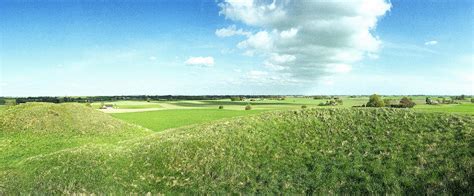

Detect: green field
[91,101,163,109]
[414,103,474,115]
[1,102,472,194]
[92,96,473,115]
[112,109,266,132]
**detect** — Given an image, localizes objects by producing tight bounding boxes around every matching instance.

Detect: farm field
[0,102,472,194]
[112,109,266,132]
[102,97,474,134]
[93,96,473,114]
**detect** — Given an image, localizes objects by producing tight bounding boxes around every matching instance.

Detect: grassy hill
[1,103,472,194]
[0,103,151,171]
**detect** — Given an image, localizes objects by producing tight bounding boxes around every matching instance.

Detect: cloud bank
[184,56,215,67]
[218,0,391,81]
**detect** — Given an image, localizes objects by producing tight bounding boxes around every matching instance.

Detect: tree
[399,97,416,108]
[383,99,392,106]
[0,98,5,105]
[218,105,224,109]
[230,97,241,101]
[425,97,432,104]
[245,104,252,110]
[366,94,385,107]
[5,99,16,106]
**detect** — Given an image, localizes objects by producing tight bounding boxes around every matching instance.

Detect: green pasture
[112,109,266,132]
[414,103,474,115]
[91,101,163,109]
[1,103,472,194]
[89,96,473,115]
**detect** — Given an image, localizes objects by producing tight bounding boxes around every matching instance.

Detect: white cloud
[184,56,215,67]
[237,31,273,55]
[325,63,352,74]
[218,0,391,81]
[424,40,438,46]
[215,25,250,37]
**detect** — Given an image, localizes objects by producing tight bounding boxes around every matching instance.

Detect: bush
[471,98,474,103]
[230,97,241,101]
[366,94,385,107]
[399,97,416,108]
[218,105,224,109]
[301,105,307,109]
[245,105,252,110]
[0,98,5,105]
[5,99,17,106]
[383,99,392,106]
[425,97,432,104]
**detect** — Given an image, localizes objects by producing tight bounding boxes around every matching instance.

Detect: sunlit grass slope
[2,105,472,194]
[0,103,151,174]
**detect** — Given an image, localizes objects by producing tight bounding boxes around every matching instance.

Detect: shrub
[245,105,252,110]
[301,105,307,109]
[318,100,337,106]
[399,97,416,108]
[383,99,393,106]
[471,98,474,103]
[218,105,224,109]
[366,94,385,107]
[5,99,16,106]
[230,97,241,101]
[425,97,431,104]
[0,98,5,105]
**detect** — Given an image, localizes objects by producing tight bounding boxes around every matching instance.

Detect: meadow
[0,102,472,194]
[0,96,473,194]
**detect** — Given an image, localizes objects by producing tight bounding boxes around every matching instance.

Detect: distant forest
[0,95,289,104]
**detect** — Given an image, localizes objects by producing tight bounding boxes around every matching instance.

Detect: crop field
[0,102,472,194]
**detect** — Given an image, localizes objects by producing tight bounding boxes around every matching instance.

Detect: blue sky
[1,0,472,96]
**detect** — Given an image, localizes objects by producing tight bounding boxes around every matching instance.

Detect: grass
[91,101,163,109]
[0,103,151,171]
[112,109,267,132]
[1,103,472,194]
[87,97,473,115]
[414,103,474,115]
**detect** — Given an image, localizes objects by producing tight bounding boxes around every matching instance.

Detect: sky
[1,0,473,96]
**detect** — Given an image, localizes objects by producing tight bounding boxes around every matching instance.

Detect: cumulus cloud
[424,40,438,46]
[184,56,215,67]
[215,25,250,37]
[218,0,391,81]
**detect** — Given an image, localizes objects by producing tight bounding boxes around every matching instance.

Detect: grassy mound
[1,107,473,194]
[0,103,151,173]
[0,102,143,134]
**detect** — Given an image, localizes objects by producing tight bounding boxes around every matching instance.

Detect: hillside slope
[0,103,151,171]
[1,105,473,194]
